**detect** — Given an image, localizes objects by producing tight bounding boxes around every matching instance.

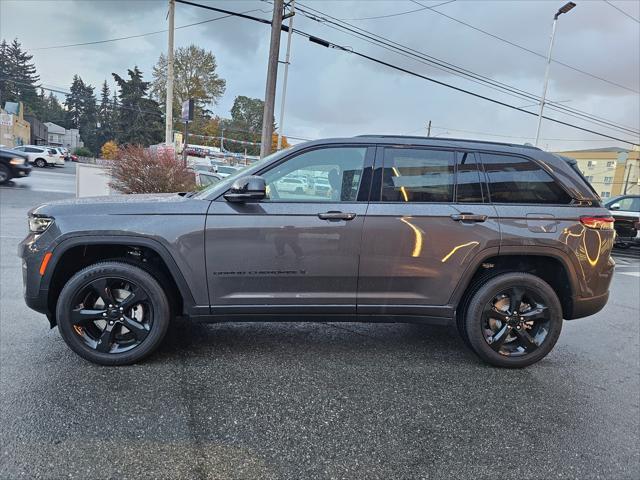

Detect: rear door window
[456,152,483,203]
[381,148,454,202]
[481,153,571,204]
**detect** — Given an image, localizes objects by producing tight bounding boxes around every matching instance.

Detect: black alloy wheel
[463,272,563,368]
[481,287,551,357]
[57,262,170,365]
[69,277,152,354]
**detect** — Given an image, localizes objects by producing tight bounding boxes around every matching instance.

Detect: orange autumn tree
[271,132,290,151]
[100,140,119,160]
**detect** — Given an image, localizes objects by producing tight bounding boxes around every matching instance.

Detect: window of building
[262,147,367,202]
[455,152,483,203]
[381,148,454,202]
[607,161,615,168]
[481,153,572,204]
[585,176,594,182]
[601,191,610,198]
[587,160,597,168]
[604,177,613,184]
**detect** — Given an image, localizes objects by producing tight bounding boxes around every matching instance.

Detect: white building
[44,122,83,150]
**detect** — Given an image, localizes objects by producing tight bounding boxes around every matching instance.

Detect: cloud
[1,0,638,151]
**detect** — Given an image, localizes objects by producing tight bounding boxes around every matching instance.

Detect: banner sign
[181,99,194,122]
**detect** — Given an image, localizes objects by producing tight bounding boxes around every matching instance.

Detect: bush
[100,140,119,160]
[109,145,196,194]
[73,146,93,157]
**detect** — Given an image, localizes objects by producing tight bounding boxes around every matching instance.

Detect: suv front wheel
[56,261,170,365]
[462,272,563,368]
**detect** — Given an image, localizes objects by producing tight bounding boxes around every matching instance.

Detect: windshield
[193,148,291,199]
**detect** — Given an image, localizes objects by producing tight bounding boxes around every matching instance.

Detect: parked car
[275,175,307,194]
[213,164,242,178]
[0,147,32,184]
[20,136,615,367]
[604,195,640,247]
[46,147,67,163]
[12,145,64,167]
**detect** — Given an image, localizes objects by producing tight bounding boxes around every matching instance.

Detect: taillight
[580,216,615,230]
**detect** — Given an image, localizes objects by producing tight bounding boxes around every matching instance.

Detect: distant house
[0,101,30,147]
[44,122,83,151]
[24,114,48,146]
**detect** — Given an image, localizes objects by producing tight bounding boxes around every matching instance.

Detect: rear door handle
[450,213,488,223]
[318,211,357,221]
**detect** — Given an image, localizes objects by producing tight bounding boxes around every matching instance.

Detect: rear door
[358,147,500,315]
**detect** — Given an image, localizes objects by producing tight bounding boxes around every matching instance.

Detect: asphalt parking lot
[1,169,638,479]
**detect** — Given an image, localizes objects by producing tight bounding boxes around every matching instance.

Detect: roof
[44,122,65,134]
[354,134,540,150]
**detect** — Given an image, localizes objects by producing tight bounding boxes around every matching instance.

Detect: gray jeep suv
[19,136,615,367]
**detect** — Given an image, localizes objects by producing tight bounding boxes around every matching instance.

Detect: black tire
[56,261,171,366]
[34,158,47,168]
[0,164,11,184]
[462,272,563,368]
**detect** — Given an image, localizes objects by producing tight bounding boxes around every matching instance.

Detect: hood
[31,192,210,217]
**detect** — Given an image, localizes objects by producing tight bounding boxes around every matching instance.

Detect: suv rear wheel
[56,261,170,365]
[34,158,47,168]
[462,272,563,368]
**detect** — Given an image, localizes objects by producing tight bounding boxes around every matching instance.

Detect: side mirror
[224,175,266,203]
[609,203,620,210]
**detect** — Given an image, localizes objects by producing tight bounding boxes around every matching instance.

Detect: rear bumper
[566,291,609,320]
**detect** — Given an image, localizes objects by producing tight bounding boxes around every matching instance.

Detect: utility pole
[165,0,175,146]
[277,0,295,151]
[260,0,284,158]
[535,2,576,147]
[426,120,431,137]
[623,160,633,194]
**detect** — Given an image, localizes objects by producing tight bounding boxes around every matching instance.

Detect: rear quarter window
[481,153,572,204]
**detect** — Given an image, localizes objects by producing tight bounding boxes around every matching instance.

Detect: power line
[175,0,639,145]
[410,0,639,94]
[28,8,264,51]
[603,0,640,23]
[426,125,633,142]
[294,2,640,136]
[339,0,455,21]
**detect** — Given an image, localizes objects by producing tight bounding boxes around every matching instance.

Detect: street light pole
[535,2,576,147]
[165,0,175,146]
[277,0,295,151]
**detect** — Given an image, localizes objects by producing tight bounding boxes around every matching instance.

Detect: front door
[205,145,374,315]
[358,147,501,316]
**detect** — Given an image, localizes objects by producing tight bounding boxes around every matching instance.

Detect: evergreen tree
[96,80,114,149]
[41,92,67,126]
[0,38,42,115]
[112,66,163,146]
[65,75,98,153]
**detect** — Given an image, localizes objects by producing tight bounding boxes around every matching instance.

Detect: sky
[1,0,639,152]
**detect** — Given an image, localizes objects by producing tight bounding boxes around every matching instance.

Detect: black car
[0,147,32,184]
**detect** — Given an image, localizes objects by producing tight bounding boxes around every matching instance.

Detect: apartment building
[554,146,639,199]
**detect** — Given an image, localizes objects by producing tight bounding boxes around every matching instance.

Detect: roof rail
[354,134,540,149]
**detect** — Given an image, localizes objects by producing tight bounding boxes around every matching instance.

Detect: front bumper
[11,163,32,178]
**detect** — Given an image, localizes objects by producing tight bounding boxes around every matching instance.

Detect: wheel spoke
[90,278,116,307]
[488,324,511,351]
[95,324,115,353]
[489,306,509,322]
[118,286,148,311]
[121,315,149,342]
[514,327,539,352]
[508,288,524,315]
[520,306,548,322]
[70,308,106,326]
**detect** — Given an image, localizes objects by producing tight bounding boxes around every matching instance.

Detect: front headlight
[10,157,25,165]
[29,216,54,234]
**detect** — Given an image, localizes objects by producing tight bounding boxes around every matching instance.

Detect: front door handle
[318,211,357,221]
[450,213,488,223]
